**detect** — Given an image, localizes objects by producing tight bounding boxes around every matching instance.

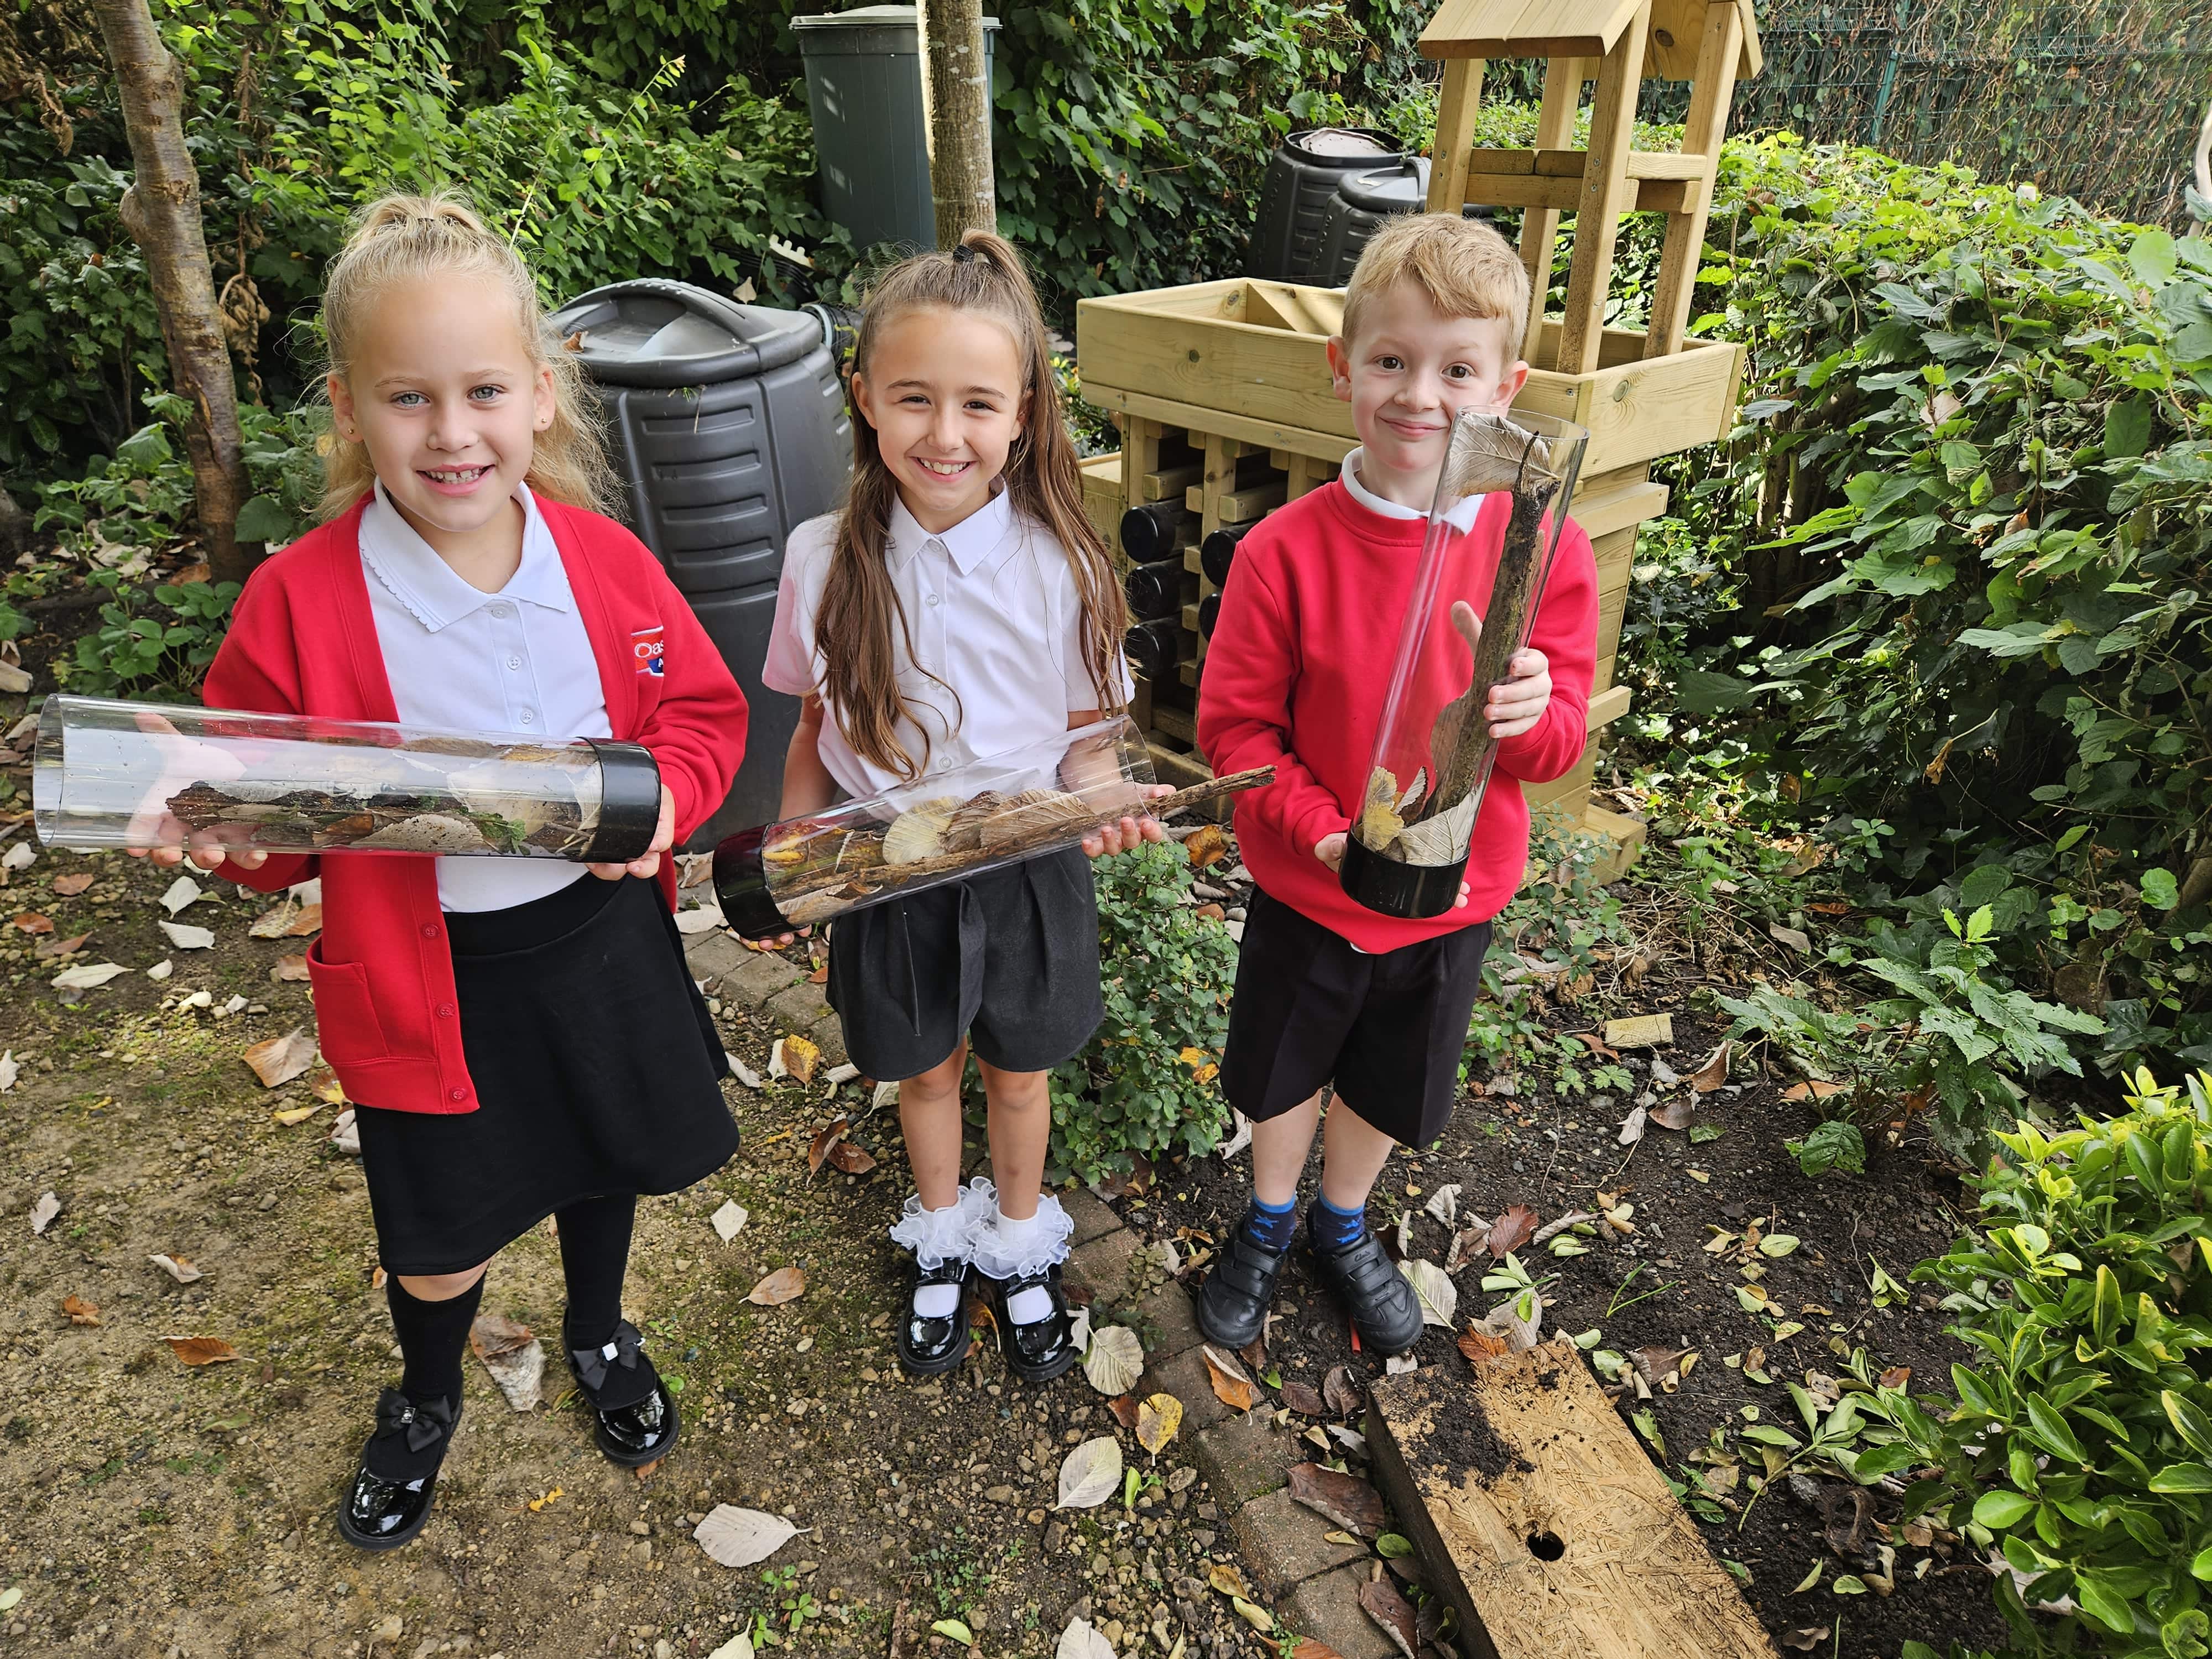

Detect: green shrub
[1853,1068,2212,1656]
[1047,839,1237,1184]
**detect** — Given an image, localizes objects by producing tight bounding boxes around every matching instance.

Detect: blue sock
[1310,1193,1368,1252]
[1241,1194,1297,1253]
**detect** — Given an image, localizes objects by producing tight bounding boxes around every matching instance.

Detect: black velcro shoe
[1308,1226,1425,1355]
[894,1258,974,1377]
[986,1264,1079,1384]
[336,1389,457,1552]
[567,1319,679,1467]
[1197,1217,1293,1350]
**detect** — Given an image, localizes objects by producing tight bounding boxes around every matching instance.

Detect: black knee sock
[388,1272,483,1411]
[556,1193,637,1352]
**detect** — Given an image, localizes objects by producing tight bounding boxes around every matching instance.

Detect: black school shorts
[1219,886,1493,1150]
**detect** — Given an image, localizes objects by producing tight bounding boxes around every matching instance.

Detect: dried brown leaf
[1631,1345,1691,1387]
[242,1027,316,1088]
[1285,1461,1385,1537]
[11,912,52,934]
[780,1033,820,1086]
[1879,1365,1912,1389]
[1202,1344,1257,1412]
[163,1335,241,1366]
[1486,1203,1539,1258]
[36,930,93,959]
[806,1115,849,1177]
[284,902,323,937]
[746,1266,807,1306]
[469,1312,535,1360]
[1183,825,1229,869]
[270,954,311,983]
[1650,1095,1698,1131]
[1207,1562,1252,1599]
[1290,1644,1348,1659]
[61,1293,100,1326]
[827,1140,875,1175]
[1688,1040,1732,1092]
[147,1254,202,1284]
[51,873,95,897]
[1279,1381,1328,1416]
[1457,1324,1510,1364]
[1781,1630,1831,1652]
[1358,1575,1418,1658]
[1104,1393,1140,1430]
[1322,1364,1361,1418]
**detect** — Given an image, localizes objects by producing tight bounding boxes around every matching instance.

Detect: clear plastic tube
[32,693,663,863]
[1340,408,1589,919]
[712,713,1271,938]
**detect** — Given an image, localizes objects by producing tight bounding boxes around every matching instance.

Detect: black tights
[386,1192,637,1410]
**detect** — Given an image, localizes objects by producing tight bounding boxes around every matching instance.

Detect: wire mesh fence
[1705,0,2212,225]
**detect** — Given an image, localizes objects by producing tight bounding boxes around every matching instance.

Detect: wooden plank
[1524,745,1597,812]
[1517,147,1711,179]
[1080,451,1125,557]
[1515,56,1589,363]
[1420,0,1645,60]
[1596,580,1629,661]
[1591,649,1616,695]
[1648,0,1761,80]
[1569,469,1667,543]
[1368,1345,1778,1659]
[1078,382,1357,462]
[1582,801,1648,878]
[1588,682,1631,729]
[1645,0,1743,358]
[1185,479,1287,521]
[1465,173,1693,213]
[1149,703,1198,746]
[1248,281,1344,337]
[1557,3,1652,376]
[1140,462,1204,502]
[1284,452,1330,502]
[1428,58,1487,216]
[1590,521,1638,593]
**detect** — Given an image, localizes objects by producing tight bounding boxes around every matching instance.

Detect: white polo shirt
[763,487,1133,810]
[358,480,612,912]
[1341,446,1486,529]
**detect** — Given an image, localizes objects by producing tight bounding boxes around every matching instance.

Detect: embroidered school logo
[631,625,665,677]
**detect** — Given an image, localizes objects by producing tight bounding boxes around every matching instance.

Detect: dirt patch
[1421,1385,1530,1485]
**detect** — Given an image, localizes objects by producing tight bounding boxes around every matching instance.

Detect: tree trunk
[88,0,251,586]
[916,0,995,246]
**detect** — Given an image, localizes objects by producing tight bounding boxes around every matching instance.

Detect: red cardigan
[202,495,749,1114]
[1196,479,1596,951]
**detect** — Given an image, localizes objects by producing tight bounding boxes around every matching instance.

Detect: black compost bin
[547,280,852,847]
[1248,127,1401,283]
[1317,158,1431,286]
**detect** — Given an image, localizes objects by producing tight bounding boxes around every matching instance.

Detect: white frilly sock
[993,1210,1053,1324]
[888,1194,972,1319]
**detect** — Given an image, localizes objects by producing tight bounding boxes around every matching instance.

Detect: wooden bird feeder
[1421,0,1763,368]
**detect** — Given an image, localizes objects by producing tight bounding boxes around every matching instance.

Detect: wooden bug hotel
[1074,0,1760,876]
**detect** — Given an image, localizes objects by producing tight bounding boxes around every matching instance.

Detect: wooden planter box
[1076,278,1744,477]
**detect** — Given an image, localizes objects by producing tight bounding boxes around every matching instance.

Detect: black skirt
[826,846,1105,1081]
[356,873,738,1275]
[1219,885,1493,1151]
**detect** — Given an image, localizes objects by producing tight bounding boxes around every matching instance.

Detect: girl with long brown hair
[761,231,1159,1381]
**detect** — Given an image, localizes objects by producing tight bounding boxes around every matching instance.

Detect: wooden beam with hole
[1367,1341,1780,1659]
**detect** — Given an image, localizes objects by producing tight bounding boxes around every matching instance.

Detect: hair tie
[951,242,977,264]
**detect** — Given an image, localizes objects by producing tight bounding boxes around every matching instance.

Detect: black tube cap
[711,825,797,941]
[1339,832,1468,920]
[580,740,663,864]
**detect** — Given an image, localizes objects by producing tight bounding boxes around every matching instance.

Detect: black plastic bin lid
[547,280,820,390]
[1338,158,1433,215]
[1285,127,1400,164]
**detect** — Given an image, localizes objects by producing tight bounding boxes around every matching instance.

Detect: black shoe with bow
[984,1264,1079,1384]
[894,1256,973,1376]
[336,1388,457,1552]
[1307,1224,1424,1355]
[566,1318,679,1467]
[1197,1212,1294,1350]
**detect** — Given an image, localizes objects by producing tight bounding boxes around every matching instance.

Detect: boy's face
[1327,279,1530,510]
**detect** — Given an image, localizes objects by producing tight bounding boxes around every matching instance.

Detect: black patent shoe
[566,1319,680,1467]
[1197,1215,1294,1350]
[985,1263,1079,1384]
[1308,1225,1425,1355]
[336,1389,457,1552]
[894,1257,974,1376]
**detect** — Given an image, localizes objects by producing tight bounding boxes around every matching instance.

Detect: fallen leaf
[1399,1259,1457,1327]
[307,1066,345,1105]
[1203,1344,1258,1411]
[61,1293,100,1326]
[1604,1013,1673,1049]
[51,961,130,990]
[1,842,32,873]
[930,1621,975,1646]
[746,1266,806,1306]
[1823,1485,1875,1557]
[330,1108,359,1156]
[29,1192,59,1235]
[270,954,310,982]
[271,1103,322,1126]
[1322,1364,1361,1418]
[692,1505,800,1568]
[248,900,298,938]
[672,900,726,935]
[162,1336,241,1366]
[1183,825,1229,868]
[1422,1183,1461,1228]
[528,1486,564,1513]
[1285,1462,1385,1537]
[1056,1436,1123,1509]
[1650,1095,1698,1131]
[774,1033,820,1086]
[1879,1365,1912,1389]
[1207,1562,1253,1599]
[1279,1380,1328,1416]
[806,1115,850,1176]
[148,1254,203,1284]
[1358,1575,1419,1658]
[710,1201,748,1243]
[52,873,95,896]
[1458,1324,1510,1364]
[1290,1642,1348,1659]
[1136,1392,1182,1455]
[1055,1616,1116,1659]
[242,1028,316,1088]
[727,1054,763,1090]
[1487,1203,1539,1258]
[828,1140,877,1175]
[0,1050,15,1093]
[469,1313,545,1411]
[1215,1108,1253,1160]
[1689,1040,1732,1092]
[707,1631,757,1659]
[1631,1345,1692,1387]
[159,875,204,916]
[1232,1597,1274,1633]
[1104,1392,1139,1430]
[1768,922,1812,953]
[140,955,168,979]
[1618,1105,1647,1144]
[824,1061,859,1086]
[159,920,216,951]
[11,912,51,934]
[1082,1323,1144,1396]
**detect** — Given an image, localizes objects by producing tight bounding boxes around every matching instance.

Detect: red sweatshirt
[201,494,749,1115]
[1196,478,1596,952]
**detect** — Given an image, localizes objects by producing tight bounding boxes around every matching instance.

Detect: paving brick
[1277,1561,1395,1659]
[1228,1488,1367,1597]
[1063,1186,1123,1245]
[805,1014,849,1070]
[1190,1410,1288,1510]
[1141,1346,1233,1433]
[682,930,748,982]
[720,951,804,1009]
[1134,1280,1203,1360]
[1067,1227,1142,1306]
[763,982,833,1035]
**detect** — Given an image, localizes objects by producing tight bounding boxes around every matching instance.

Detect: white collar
[360,480,571,632]
[1342,447,1485,532]
[885,484,1015,577]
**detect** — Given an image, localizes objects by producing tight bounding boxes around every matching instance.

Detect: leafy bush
[1046,840,1237,1184]
[1854,1068,2212,1656]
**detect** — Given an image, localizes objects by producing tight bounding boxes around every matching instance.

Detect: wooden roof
[1420,0,1762,79]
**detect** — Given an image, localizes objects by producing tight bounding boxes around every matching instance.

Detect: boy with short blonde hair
[1194,213,1598,1355]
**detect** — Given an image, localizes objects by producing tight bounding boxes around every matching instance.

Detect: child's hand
[1319,831,1472,906]
[1485,646,1552,739]
[1080,786,1173,858]
[127,838,269,874]
[589,785,674,881]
